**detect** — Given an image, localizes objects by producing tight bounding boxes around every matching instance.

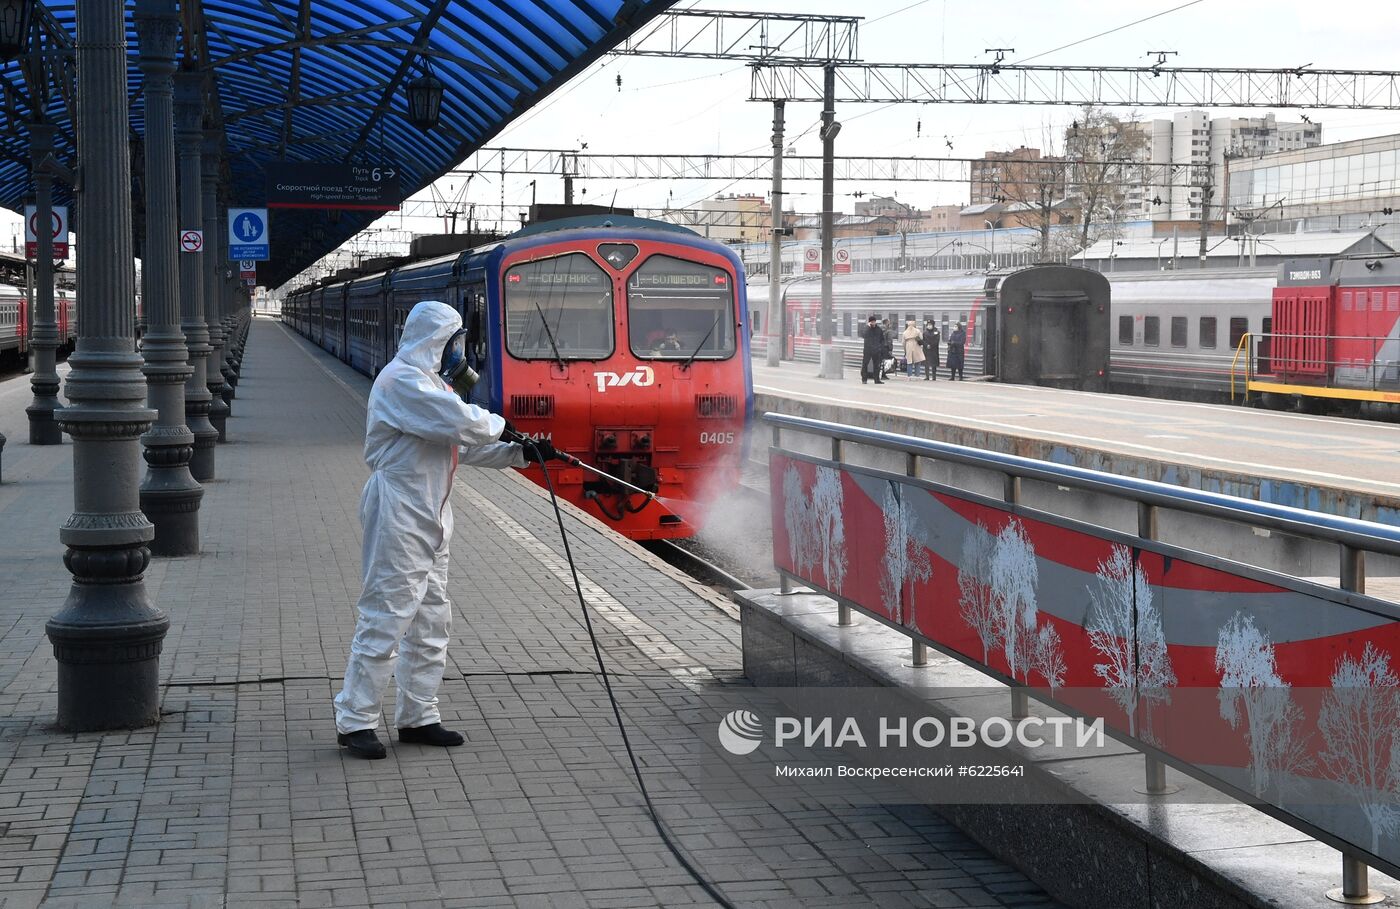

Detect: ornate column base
[140,426,202,557]
[46,593,168,730]
[27,403,64,445]
[209,409,227,442]
[189,429,218,481]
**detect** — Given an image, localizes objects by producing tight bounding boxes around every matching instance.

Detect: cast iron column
[46,0,169,731]
[201,136,230,436]
[217,218,235,403]
[135,0,201,555]
[26,124,62,444]
[174,73,217,480]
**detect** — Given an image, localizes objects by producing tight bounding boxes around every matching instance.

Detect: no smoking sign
[180,229,204,253]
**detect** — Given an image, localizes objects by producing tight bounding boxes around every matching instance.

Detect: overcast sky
[9,0,1400,257]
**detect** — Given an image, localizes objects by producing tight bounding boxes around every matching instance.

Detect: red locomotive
[1256,256,1400,406]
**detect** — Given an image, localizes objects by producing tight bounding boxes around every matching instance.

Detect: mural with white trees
[991,520,1039,682]
[954,518,1064,688]
[1086,545,1176,739]
[880,483,931,628]
[781,464,848,591]
[1319,642,1400,854]
[957,522,999,664]
[810,466,848,591]
[1214,612,1310,801]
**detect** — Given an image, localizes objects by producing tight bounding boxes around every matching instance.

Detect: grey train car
[994,265,1111,391]
[749,271,993,378]
[749,266,1275,400]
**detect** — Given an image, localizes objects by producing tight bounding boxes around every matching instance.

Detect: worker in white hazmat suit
[334,300,561,759]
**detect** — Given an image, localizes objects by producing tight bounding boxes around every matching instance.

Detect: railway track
[645,538,752,593]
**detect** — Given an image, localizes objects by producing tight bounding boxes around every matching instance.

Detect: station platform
[0,321,1063,909]
[751,362,1400,526]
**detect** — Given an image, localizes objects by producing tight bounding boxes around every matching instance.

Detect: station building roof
[1078,229,1395,271]
[0,0,672,287]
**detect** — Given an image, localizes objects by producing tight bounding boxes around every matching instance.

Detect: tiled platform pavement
[0,321,1065,909]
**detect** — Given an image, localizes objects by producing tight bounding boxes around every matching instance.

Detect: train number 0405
[699,431,735,445]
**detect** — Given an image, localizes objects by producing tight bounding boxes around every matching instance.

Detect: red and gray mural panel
[771,451,1400,870]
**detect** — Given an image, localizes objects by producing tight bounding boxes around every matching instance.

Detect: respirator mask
[438,327,480,392]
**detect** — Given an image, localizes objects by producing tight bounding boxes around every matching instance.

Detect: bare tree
[991,520,1038,681]
[1065,105,1151,253]
[957,521,1000,664]
[810,466,847,591]
[1086,545,1176,737]
[991,161,1069,263]
[1319,642,1400,854]
[880,482,932,628]
[1032,624,1067,693]
[1215,612,1311,800]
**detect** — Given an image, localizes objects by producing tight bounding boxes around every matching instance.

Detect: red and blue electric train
[282,215,754,540]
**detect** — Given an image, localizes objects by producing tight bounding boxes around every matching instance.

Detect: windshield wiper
[680,314,723,371]
[532,298,566,370]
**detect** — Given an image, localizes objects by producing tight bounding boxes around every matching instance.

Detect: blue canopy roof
[0,0,672,286]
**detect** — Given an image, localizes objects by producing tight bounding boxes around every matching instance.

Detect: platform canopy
[0,0,672,286]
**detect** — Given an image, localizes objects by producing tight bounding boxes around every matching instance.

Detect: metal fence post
[1328,546,1383,904]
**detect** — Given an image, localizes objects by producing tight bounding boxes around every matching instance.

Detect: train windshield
[504,253,614,360]
[627,255,736,360]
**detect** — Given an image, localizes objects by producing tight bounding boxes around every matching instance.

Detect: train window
[1229,317,1249,349]
[1118,316,1133,345]
[1170,317,1187,348]
[1144,316,1160,347]
[1199,317,1217,348]
[627,255,736,360]
[505,253,614,360]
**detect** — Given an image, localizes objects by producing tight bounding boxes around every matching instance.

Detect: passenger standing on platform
[881,319,897,378]
[860,316,885,385]
[947,321,967,381]
[921,320,940,381]
[334,300,559,760]
[902,320,925,379]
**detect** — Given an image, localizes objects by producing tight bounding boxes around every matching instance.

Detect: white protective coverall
[334,300,525,734]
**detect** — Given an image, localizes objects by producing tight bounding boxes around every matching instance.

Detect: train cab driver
[334,300,564,760]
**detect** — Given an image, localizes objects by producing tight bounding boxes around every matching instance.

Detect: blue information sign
[228,208,269,260]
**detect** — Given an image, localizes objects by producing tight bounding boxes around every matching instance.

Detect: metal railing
[766,411,1400,903]
[1230,331,1400,403]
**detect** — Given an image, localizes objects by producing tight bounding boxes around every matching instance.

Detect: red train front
[483,218,753,540]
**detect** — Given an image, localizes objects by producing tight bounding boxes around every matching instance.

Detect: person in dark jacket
[920,320,940,380]
[880,319,897,378]
[947,321,967,380]
[860,316,885,384]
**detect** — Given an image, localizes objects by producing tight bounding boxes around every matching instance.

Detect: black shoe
[398,723,465,747]
[337,729,386,760]
[874,380,884,385]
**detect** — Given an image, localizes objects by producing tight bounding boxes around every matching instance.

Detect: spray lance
[438,326,659,506]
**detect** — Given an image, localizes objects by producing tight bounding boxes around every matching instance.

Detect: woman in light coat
[901,320,925,378]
